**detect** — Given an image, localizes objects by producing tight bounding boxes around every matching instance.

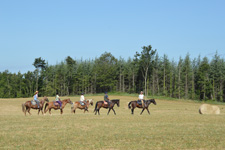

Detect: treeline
[0,45,225,102]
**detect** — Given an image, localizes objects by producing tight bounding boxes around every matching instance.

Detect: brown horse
[71,99,94,114]
[22,96,49,116]
[128,99,156,115]
[94,99,120,115]
[44,98,72,115]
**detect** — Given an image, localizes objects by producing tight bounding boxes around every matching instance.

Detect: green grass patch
[1,95,225,149]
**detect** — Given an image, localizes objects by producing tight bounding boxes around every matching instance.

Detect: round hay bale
[199,104,220,114]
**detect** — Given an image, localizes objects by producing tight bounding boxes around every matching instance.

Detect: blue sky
[0,0,225,73]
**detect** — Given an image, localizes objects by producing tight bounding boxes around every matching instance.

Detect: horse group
[22,97,157,116]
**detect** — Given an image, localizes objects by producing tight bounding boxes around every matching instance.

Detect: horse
[71,99,94,114]
[94,99,120,115]
[22,96,49,116]
[44,98,72,115]
[128,99,156,115]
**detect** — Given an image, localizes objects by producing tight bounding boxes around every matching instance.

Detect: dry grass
[0,96,225,150]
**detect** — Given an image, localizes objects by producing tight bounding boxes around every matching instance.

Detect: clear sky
[0,0,225,73]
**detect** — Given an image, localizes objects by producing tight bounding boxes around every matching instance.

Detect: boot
[108,102,111,108]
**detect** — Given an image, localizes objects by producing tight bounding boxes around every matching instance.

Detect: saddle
[53,101,59,106]
[137,100,144,106]
[80,101,85,106]
[31,100,36,105]
[104,101,110,107]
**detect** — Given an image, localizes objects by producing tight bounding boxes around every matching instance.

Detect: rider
[33,91,40,108]
[104,92,111,107]
[80,93,87,110]
[138,91,145,107]
[55,93,62,109]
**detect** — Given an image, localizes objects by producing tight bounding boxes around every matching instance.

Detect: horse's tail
[22,103,25,112]
[44,102,49,112]
[94,102,98,112]
[128,101,132,109]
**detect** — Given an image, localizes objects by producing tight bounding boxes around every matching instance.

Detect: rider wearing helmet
[104,92,111,107]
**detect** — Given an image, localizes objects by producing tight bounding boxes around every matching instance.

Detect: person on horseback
[138,91,145,107]
[104,92,111,107]
[33,91,40,108]
[55,93,62,109]
[80,93,87,110]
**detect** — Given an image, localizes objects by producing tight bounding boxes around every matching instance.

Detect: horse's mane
[87,99,93,102]
[146,99,155,101]
[62,98,70,101]
[111,99,120,102]
[145,99,156,105]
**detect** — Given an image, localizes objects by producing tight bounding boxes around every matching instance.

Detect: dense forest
[0,45,225,102]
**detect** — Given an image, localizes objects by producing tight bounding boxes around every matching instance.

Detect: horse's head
[150,99,156,105]
[90,99,94,106]
[66,98,73,104]
[87,99,94,106]
[43,96,49,102]
[116,100,120,107]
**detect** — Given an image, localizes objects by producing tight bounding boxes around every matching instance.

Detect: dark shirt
[104,95,109,101]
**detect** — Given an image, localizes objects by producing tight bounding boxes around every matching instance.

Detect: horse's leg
[40,107,44,115]
[24,106,27,116]
[49,109,52,116]
[28,108,32,115]
[61,109,63,115]
[112,108,116,115]
[146,108,150,115]
[44,107,49,114]
[131,108,134,114]
[95,108,98,115]
[38,109,40,115]
[140,108,145,115]
[98,108,100,115]
[107,108,111,115]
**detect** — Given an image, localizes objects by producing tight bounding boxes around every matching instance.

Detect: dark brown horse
[71,99,94,114]
[44,98,72,115]
[128,99,156,115]
[22,96,49,116]
[94,99,120,115]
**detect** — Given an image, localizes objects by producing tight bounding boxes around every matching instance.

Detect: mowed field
[1,96,225,150]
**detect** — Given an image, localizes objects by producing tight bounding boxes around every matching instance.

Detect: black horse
[94,99,120,115]
[128,99,156,115]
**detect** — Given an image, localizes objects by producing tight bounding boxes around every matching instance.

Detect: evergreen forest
[0,45,225,102]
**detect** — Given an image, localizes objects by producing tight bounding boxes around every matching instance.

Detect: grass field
[1,95,225,150]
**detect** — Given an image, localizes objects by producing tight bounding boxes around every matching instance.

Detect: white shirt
[138,94,144,100]
[80,95,85,101]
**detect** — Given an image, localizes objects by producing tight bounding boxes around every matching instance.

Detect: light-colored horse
[71,99,93,114]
